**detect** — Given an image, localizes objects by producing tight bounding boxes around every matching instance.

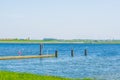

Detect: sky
[0,0,120,40]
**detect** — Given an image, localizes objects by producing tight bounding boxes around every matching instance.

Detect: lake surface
[0,43,120,80]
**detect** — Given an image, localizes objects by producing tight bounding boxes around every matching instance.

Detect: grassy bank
[0,71,92,80]
[0,39,120,44]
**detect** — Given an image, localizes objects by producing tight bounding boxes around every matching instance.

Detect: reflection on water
[0,44,120,80]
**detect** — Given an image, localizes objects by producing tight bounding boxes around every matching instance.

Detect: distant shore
[0,39,120,44]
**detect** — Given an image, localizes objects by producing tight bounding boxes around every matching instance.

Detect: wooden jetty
[0,54,55,60]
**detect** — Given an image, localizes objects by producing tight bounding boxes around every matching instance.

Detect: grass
[0,39,120,44]
[0,71,93,80]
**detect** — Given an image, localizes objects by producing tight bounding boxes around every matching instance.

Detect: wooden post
[84,49,87,56]
[39,44,43,55]
[55,50,58,58]
[71,49,74,57]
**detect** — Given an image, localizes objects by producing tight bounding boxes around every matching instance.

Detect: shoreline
[0,71,93,80]
[0,40,120,44]
[0,42,120,44]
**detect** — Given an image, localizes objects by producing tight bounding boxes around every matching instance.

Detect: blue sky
[0,0,120,39]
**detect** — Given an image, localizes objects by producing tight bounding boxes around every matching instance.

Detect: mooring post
[71,49,74,57]
[55,50,58,58]
[39,44,43,55]
[84,49,87,56]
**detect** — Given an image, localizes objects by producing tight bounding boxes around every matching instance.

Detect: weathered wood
[71,49,74,57]
[84,49,87,56]
[0,54,55,60]
[39,44,43,55]
[55,50,58,58]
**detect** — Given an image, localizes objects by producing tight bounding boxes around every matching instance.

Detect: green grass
[0,39,120,44]
[0,40,60,44]
[0,71,93,80]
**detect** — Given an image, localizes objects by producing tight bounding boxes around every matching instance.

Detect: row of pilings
[39,44,88,58]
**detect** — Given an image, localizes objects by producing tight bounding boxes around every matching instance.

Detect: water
[0,43,120,80]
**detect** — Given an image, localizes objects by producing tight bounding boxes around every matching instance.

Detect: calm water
[0,43,120,80]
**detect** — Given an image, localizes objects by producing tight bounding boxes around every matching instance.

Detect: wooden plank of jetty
[0,54,55,60]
